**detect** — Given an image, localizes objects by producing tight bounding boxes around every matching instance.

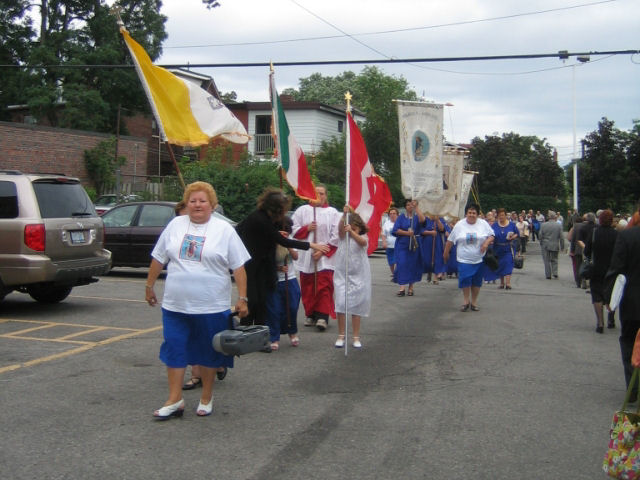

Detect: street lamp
[570,54,590,212]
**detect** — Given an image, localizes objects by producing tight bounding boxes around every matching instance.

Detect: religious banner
[397,100,443,201]
[458,171,476,219]
[417,149,464,219]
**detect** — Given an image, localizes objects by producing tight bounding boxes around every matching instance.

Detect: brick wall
[0,121,149,186]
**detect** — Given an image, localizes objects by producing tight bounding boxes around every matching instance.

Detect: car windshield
[32,180,96,218]
[94,195,116,206]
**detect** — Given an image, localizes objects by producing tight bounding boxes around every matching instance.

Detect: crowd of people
[143,179,640,418]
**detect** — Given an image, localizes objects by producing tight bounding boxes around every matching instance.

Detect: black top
[235,209,310,323]
[584,225,618,280]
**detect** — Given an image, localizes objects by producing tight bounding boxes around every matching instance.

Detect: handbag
[580,228,596,279]
[603,368,640,478]
[483,248,499,272]
[511,244,524,269]
[580,256,593,279]
[514,255,524,269]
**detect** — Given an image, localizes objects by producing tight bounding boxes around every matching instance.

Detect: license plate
[70,231,85,244]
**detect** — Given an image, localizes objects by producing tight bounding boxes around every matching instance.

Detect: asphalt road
[0,240,623,479]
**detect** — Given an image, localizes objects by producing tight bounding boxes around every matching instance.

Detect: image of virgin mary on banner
[397,100,443,201]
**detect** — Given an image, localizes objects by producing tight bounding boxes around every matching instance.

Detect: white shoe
[153,398,185,420]
[334,335,345,348]
[316,319,327,331]
[304,317,316,327]
[352,337,362,348]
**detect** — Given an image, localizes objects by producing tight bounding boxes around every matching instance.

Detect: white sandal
[334,335,345,348]
[352,337,362,348]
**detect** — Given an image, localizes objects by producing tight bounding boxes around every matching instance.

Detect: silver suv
[0,170,111,303]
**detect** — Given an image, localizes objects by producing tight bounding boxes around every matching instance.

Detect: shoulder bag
[579,228,596,279]
[483,248,499,272]
[603,367,640,478]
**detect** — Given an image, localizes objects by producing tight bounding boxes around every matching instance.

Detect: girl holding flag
[333,206,371,349]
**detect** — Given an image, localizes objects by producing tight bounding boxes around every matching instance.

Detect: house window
[338,120,344,133]
[254,115,274,155]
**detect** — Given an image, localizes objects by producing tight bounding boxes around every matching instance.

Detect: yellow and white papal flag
[121,27,248,146]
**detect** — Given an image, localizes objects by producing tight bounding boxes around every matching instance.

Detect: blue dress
[433,218,449,275]
[419,217,435,273]
[492,221,519,277]
[393,214,423,285]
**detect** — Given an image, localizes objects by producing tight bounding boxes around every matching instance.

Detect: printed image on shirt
[179,234,205,262]
[465,232,477,245]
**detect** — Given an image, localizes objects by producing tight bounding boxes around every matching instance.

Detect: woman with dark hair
[584,209,618,333]
[443,204,495,311]
[236,187,328,329]
[491,208,519,290]
[392,199,425,296]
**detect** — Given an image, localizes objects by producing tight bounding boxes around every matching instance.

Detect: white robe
[333,236,371,317]
[291,204,341,273]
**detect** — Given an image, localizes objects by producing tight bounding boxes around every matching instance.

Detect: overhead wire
[163,0,619,50]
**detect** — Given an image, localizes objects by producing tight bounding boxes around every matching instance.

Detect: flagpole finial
[110,5,126,30]
[270,61,274,73]
[345,91,352,113]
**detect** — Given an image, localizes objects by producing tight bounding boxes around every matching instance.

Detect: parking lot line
[0,318,162,374]
[70,294,147,303]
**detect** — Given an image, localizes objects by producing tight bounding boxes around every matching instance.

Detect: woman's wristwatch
[238,296,248,302]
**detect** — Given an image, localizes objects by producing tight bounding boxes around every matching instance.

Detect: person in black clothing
[584,210,618,333]
[605,202,640,401]
[235,188,328,328]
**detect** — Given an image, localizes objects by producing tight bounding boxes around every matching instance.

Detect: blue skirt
[159,308,234,369]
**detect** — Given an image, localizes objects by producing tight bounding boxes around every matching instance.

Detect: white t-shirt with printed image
[447,218,495,264]
[151,215,250,314]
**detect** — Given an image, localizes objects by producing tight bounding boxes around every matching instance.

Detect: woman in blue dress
[492,208,519,289]
[432,216,449,283]
[392,199,425,296]
[420,215,448,283]
[419,215,436,282]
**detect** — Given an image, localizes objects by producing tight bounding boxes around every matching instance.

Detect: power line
[164,0,618,49]
[4,50,636,69]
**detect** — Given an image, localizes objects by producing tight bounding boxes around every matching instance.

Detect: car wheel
[27,284,73,303]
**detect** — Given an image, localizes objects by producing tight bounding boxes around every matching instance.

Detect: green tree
[468,132,565,204]
[0,1,36,120]
[3,1,167,132]
[84,137,126,195]
[579,118,639,213]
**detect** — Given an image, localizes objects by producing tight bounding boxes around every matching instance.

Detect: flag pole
[343,91,353,357]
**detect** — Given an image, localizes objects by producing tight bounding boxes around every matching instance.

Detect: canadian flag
[346,112,393,255]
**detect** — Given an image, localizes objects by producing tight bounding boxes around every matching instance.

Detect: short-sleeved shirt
[448,218,495,264]
[151,215,251,314]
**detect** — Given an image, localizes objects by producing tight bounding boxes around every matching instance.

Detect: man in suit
[539,210,565,279]
[605,203,640,400]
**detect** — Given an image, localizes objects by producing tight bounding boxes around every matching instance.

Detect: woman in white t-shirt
[443,204,495,312]
[145,181,251,420]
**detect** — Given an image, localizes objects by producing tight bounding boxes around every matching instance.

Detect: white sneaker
[316,319,327,331]
[352,337,362,348]
[304,317,316,327]
[334,335,345,348]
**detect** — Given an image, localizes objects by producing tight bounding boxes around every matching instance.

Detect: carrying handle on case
[228,309,239,330]
[621,368,640,413]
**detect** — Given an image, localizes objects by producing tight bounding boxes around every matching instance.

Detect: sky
[150,0,639,166]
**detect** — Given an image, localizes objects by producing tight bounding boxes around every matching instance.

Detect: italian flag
[270,71,317,201]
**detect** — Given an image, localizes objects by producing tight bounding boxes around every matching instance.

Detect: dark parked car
[101,201,235,268]
[94,194,143,216]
